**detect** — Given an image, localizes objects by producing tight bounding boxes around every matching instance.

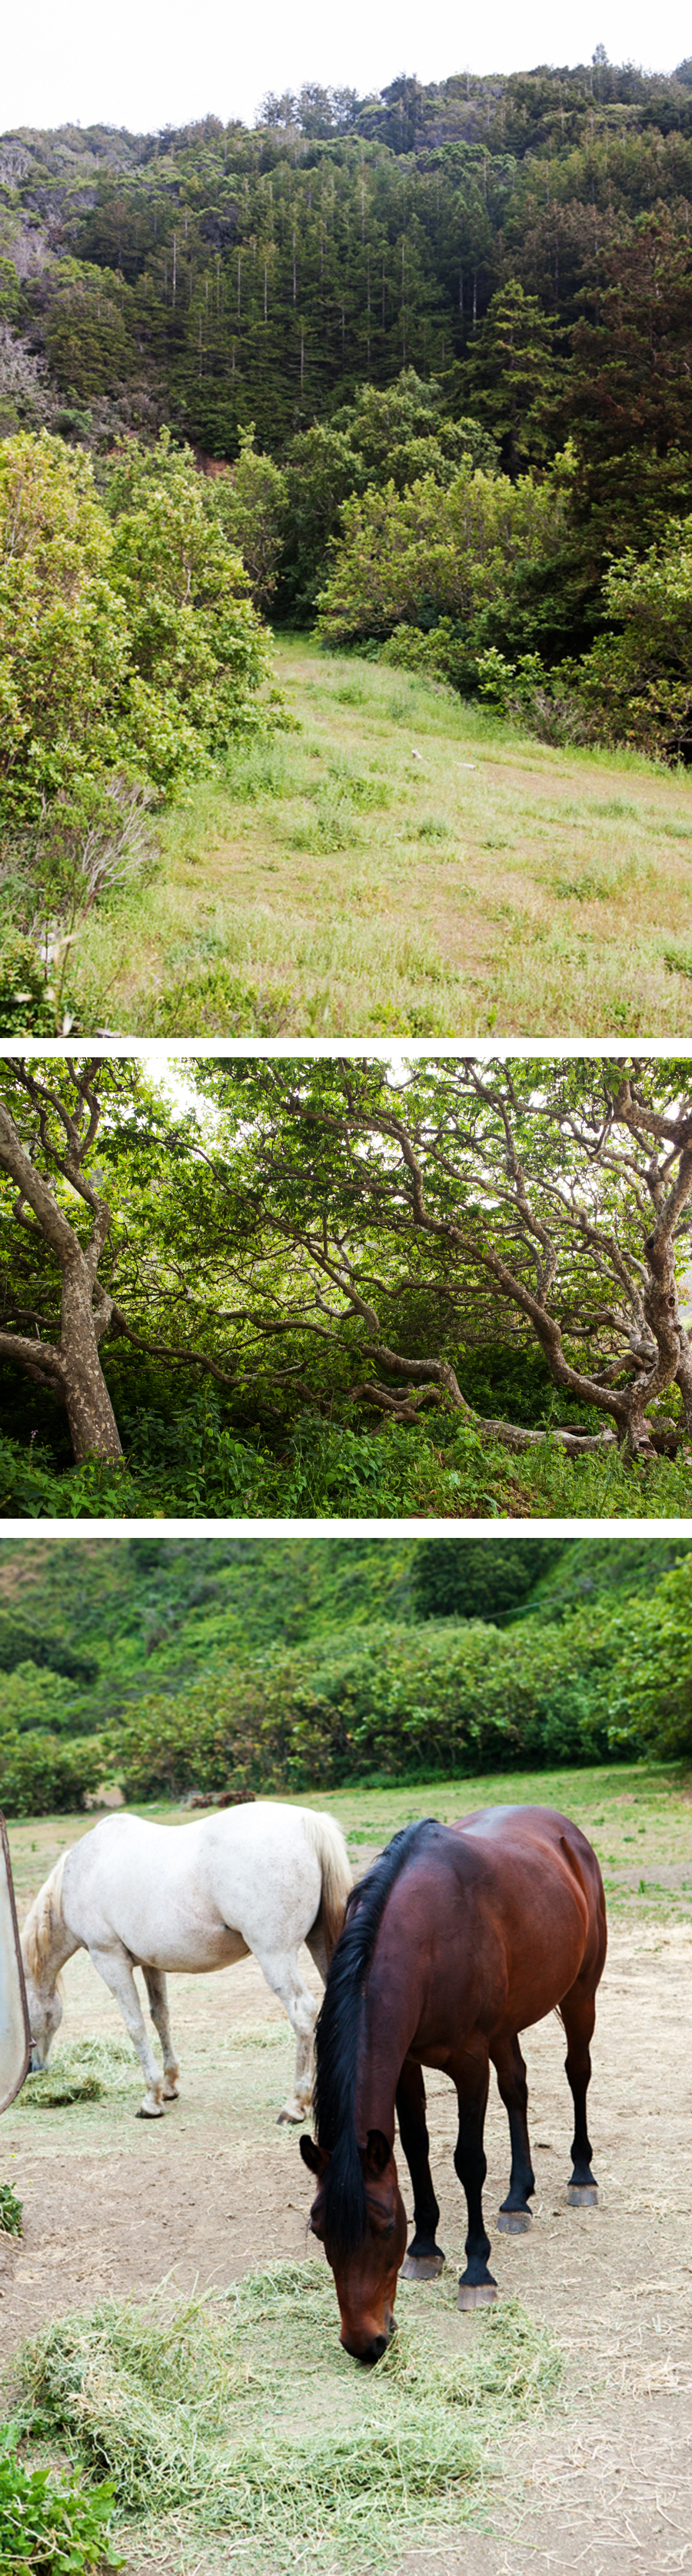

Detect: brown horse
[301,1807,607,2361]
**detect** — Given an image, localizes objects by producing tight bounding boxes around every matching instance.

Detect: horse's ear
[364,2128,392,2177]
[300,2134,329,2178]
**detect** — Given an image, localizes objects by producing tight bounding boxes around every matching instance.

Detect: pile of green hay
[18,2260,561,2569]
[20,2039,138,2110]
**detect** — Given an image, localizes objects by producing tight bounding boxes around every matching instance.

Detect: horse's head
[301,2128,407,2362]
[22,1962,62,2069]
[20,1902,64,2070]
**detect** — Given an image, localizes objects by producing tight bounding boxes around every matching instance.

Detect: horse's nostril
[366,2334,388,2364]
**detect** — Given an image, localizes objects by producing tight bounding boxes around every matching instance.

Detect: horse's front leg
[451,2037,497,2310]
[252,1945,317,2123]
[142,1966,180,2101]
[396,2056,445,2278]
[88,1942,166,2116]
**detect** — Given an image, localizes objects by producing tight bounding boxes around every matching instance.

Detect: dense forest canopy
[3,61,692,452]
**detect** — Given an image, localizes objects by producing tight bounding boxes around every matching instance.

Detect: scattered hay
[20,2039,138,2109]
[18,2261,561,2570]
[220,2022,289,2052]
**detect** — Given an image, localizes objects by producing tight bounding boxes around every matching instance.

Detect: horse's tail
[303,1811,353,1962]
[21,1852,67,1987]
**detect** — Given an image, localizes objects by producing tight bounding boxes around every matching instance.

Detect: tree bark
[0,1101,122,1464]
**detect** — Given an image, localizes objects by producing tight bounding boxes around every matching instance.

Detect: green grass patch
[18,2265,560,2571]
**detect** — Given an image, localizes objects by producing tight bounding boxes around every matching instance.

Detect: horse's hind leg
[88,1942,165,2117]
[493,2034,535,2232]
[561,1981,598,2205]
[142,1967,180,2102]
[251,1944,317,2123]
[396,2056,445,2279]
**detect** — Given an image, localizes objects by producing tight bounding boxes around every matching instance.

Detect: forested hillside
[1,1531,682,1732]
[2,62,692,455]
[4,59,692,757]
[0,1533,690,1811]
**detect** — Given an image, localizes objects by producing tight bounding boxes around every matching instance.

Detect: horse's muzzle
[343,2314,396,2365]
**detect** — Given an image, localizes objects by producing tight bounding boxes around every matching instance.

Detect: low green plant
[0,2425,118,2572]
[0,2182,22,2235]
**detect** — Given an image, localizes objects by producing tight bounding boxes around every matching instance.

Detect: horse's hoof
[498,2208,532,2233]
[401,2251,445,2280]
[567,2182,598,2206]
[136,2102,165,2118]
[457,2280,497,2310]
[276,2105,303,2125]
[162,2085,179,2102]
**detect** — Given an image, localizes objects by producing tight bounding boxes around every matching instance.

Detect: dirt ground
[1,1839,690,2576]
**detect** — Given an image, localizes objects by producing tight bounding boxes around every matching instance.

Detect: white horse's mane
[22,1852,67,1985]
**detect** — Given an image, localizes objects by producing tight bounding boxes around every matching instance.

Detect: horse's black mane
[313,1818,441,2255]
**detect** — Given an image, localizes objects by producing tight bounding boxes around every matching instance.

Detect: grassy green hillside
[0,1534,689,1740]
[69,644,692,1040]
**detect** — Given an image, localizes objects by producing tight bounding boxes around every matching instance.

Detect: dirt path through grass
[78,640,692,1038]
[2,1779,690,2571]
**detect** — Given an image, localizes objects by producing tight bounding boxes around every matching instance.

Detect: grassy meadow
[73,638,692,1040]
[7,1761,692,1929]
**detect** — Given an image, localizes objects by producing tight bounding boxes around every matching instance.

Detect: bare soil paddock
[1,1812,690,2574]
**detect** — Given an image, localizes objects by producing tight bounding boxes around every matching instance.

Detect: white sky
[2,1,691,138]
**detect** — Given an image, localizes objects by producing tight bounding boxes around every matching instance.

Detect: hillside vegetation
[0,1534,690,1813]
[5,65,692,1027]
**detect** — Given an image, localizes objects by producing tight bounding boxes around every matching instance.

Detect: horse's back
[451,1803,604,1905]
[373,1807,606,2049]
[61,1800,341,1972]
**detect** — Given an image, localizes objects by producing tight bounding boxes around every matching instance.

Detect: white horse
[21,1802,352,2122]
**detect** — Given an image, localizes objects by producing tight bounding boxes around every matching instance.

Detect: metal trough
[0,1813,30,2114]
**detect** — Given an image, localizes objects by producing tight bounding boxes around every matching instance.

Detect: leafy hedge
[0,1732,105,1816]
[105,1609,634,1799]
[105,1566,692,1794]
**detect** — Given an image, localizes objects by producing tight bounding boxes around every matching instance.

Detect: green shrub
[0,1730,105,1816]
[605,1550,692,1756]
[316,464,563,646]
[0,428,281,834]
[107,1602,632,1799]
[0,2427,118,2573]
[0,2182,22,2235]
